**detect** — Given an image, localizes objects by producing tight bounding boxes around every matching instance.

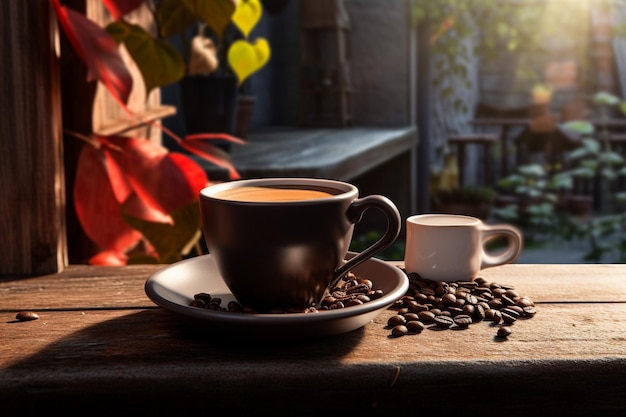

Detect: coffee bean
[410,303,430,312]
[504,289,519,299]
[501,311,517,325]
[190,299,206,308]
[403,312,420,322]
[345,299,364,307]
[492,310,502,324]
[415,293,429,304]
[346,283,370,294]
[523,306,537,317]
[500,294,516,306]
[462,304,475,316]
[473,304,486,322]
[16,311,39,321]
[488,298,504,310]
[194,293,212,303]
[191,273,386,314]
[356,294,371,303]
[387,315,406,327]
[453,314,473,328]
[442,293,457,307]
[474,277,488,286]
[418,311,436,323]
[497,326,512,339]
[369,289,384,300]
[358,278,373,288]
[228,301,243,312]
[434,315,454,329]
[516,296,535,306]
[447,307,464,316]
[406,320,425,333]
[391,325,408,337]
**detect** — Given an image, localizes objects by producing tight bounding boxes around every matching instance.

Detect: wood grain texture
[1,263,626,415]
[0,1,67,276]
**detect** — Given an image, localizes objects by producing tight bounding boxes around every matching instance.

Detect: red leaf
[74,145,142,253]
[52,0,133,105]
[168,152,212,199]
[122,192,174,225]
[102,0,145,20]
[101,136,208,219]
[181,134,243,180]
[102,146,133,204]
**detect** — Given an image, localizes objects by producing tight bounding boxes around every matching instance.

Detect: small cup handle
[480,224,523,269]
[331,195,401,288]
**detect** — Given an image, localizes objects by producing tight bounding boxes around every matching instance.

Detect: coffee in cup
[199,178,401,311]
[404,214,522,282]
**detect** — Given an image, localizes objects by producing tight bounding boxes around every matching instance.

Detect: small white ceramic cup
[404,214,523,282]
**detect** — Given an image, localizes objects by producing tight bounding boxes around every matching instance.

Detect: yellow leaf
[232,0,263,38]
[227,38,270,84]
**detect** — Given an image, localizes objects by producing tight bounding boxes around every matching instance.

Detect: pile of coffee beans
[190,271,386,314]
[386,272,536,339]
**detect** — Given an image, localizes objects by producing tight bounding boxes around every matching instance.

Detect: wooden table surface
[2,263,626,416]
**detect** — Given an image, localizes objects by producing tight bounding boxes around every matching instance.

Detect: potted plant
[51,0,268,265]
[177,0,272,144]
[557,92,626,261]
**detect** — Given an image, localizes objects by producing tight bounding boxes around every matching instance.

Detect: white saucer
[144,252,408,338]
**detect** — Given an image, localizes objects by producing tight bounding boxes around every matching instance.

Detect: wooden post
[0,1,67,275]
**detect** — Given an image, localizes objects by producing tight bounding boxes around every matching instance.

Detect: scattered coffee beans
[16,311,39,322]
[190,271,386,314]
[386,272,536,340]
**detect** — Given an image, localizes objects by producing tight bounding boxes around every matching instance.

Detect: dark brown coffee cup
[199,178,401,311]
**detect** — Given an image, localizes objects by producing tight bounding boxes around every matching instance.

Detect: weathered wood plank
[0,1,66,276]
[1,302,625,415]
[2,264,625,312]
[1,303,626,368]
[202,127,418,181]
[0,264,159,310]
[1,264,626,415]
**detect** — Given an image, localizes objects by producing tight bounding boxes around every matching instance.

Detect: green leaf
[593,92,620,106]
[601,167,617,180]
[551,173,573,189]
[620,101,626,116]
[518,164,545,177]
[580,160,598,171]
[184,0,236,40]
[562,120,594,135]
[566,147,591,161]
[106,21,185,92]
[599,151,624,165]
[124,202,202,264]
[571,166,595,178]
[157,0,197,38]
[582,138,601,154]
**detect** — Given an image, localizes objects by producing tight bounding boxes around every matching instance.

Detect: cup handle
[330,195,401,288]
[480,224,523,269]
